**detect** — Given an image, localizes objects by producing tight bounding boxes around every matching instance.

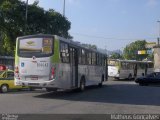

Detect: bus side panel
[87,66,96,85]
[147,68,154,74]
[136,69,145,78]
[78,65,88,87]
[119,69,134,79]
[78,65,104,87]
[78,65,101,86]
[50,37,71,90]
[87,66,103,86]
[57,63,71,89]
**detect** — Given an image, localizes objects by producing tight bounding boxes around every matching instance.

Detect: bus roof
[55,35,105,55]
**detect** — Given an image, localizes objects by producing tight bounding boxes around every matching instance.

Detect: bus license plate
[31,76,38,80]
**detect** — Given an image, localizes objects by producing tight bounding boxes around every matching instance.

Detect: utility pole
[25,0,29,35]
[63,0,65,17]
[157,20,160,46]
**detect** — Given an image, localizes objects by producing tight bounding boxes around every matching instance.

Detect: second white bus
[108,59,153,80]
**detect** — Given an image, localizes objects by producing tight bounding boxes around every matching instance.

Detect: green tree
[0,0,24,55]
[146,53,154,61]
[123,40,148,60]
[110,52,123,59]
[81,44,97,50]
[0,0,71,56]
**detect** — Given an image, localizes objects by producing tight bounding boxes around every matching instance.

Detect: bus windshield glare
[18,37,54,57]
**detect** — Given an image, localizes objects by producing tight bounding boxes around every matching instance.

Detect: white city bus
[14,34,108,91]
[108,59,153,80]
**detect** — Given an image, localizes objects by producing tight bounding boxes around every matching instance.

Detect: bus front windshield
[108,60,118,66]
[18,37,54,57]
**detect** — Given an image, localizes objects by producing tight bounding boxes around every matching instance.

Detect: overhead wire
[70,32,157,41]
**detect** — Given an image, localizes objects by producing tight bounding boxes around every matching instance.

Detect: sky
[21,0,160,51]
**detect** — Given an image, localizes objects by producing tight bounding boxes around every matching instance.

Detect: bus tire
[98,82,102,87]
[139,83,148,86]
[114,77,119,80]
[29,87,35,91]
[128,74,132,80]
[79,77,85,92]
[98,75,104,87]
[46,88,57,92]
[0,84,9,93]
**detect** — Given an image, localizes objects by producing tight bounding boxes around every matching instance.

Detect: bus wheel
[79,78,85,91]
[98,82,102,87]
[29,87,35,91]
[128,74,132,80]
[98,75,104,87]
[46,88,57,92]
[1,84,9,93]
[139,83,148,86]
[114,77,119,80]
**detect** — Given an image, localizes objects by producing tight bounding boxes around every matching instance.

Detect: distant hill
[97,48,122,55]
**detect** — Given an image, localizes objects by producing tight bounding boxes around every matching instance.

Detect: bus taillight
[50,67,55,80]
[15,66,20,80]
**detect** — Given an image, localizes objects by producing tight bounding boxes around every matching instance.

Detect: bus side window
[96,53,99,65]
[78,49,82,64]
[89,52,92,65]
[99,54,102,66]
[86,51,88,65]
[60,42,69,63]
[81,49,86,65]
[86,51,92,65]
[101,55,104,66]
[92,52,96,65]
[121,62,125,69]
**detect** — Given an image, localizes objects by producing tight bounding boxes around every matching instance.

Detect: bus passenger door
[70,47,78,88]
[105,57,108,81]
[134,64,137,78]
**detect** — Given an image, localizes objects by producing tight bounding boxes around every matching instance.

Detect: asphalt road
[1,78,160,114]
